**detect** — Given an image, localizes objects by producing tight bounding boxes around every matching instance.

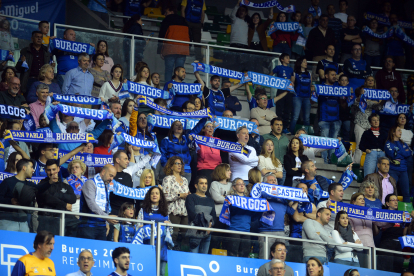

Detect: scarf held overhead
[268,22,304,36]
[190,134,250,156]
[108,181,154,200]
[399,236,414,249]
[49,38,96,55]
[191,62,243,80]
[250,183,310,202]
[3,130,97,144]
[52,94,105,106]
[0,104,30,120]
[0,171,45,185]
[359,88,391,112]
[313,85,351,97]
[241,72,294,91]
[54,149,113,167]
[169,82,202,96]
[123,80,171,99]
[219,195,275,226]
[240,0,295,13]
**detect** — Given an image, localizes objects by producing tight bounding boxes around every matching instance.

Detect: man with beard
[0,77,29,112]
[11,231,56,276]
[109,247,132,276]
[163,66,188,112]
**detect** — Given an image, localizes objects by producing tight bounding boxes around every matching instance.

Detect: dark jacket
[16,44,51,93]
[247,18,273,51]
[363,172,398,203]
[375,67,405,103]
[359,128,388,152]
[306,27,335,58]
[157,13,191,56]
[37,178,76,217]
[284,153,309,187]
[248,133,264,155]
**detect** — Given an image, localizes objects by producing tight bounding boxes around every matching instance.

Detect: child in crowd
[38,21,55,46]
[114,202,137,243]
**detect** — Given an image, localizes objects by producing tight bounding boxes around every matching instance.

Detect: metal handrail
[0,14,42,24]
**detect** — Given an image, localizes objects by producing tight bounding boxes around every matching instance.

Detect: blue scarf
[339,169,358,190]
[359,89,391,112]
[213,116,259,134]
[169,82,202,96]
[147,114,197,131]
[131,224,174,249]
[299,134,340,149]
[241,71,294,92]
[362,25,414,47]
[108,181,154,200]
[3,130,97,144]
[122,80,171,99]
[268,22,304,36]
[191,62,243,80]
[66,174,87,196]
[395,27,414,47]
[399,236,414,249]
[138,97,212,119]
[0,104,30,120]
[0,49,14,62]
[364,12,390,25]
[329,200,412,223]
[0,171,45,185]
[250,183,310,202]
[49,38,96,55]
[94,173,111,213]
[379,103,410,115]
[110,132,159,154]
[23,114,36,132]
[240,0,295,12]
[190,134,250,157]
[308,5,321,17]
[36,128,52,134]
[55,149,113,167]
[362,26,392,39]
[52,94,105,106]
[313,85,351,97]
[219,195,275,226]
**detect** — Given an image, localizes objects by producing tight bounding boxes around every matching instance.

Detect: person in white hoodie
[331,210,363,266]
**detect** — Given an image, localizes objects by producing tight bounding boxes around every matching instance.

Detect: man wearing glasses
[250,91,278,136]
[343,44,372,92]
[257,242,293,276]
[66,250,95,276]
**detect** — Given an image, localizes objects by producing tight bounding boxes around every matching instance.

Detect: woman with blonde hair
[358,179,382,209]
[258,139,283,179]
[65,159,87,214]
[27,64,61,104]
[139,168,156,188]
[210,163,232,216]
[247,167,261,194]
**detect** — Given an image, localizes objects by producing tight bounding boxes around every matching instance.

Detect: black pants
[275,90,293,129]
[378,239,404,273]
[37,215,79,237]
[226,234,251,257]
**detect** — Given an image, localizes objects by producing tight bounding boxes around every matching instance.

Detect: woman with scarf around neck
[64,159,88,214]
[332,210,363,266]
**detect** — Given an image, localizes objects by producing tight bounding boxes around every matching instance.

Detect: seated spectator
[89,53,111,98]
[197,122,222,188]
[295,129,329,163]
[138,168,155,188]
[384,14,405,69]
[99,64,125,104]
[284,137,309,187]
[0,66,18,92]
[92,40,114,73]
[258,139,283,179]
[27,64,61,104]
[229,126,259,183]
[343,44,372,92]
[257,242,294,276]
[36,159,77,236]
[29,83,51,128]
[65,159,87,214]
[305,14,335,62]
[305,257,324,276]
[375,57,405,103]
[349,192,377,247]
[210,163,232,218]
[119,99,135,132]
[0,77,28,112]
[16,31,50,94]
[113,202,137,243]
[316,45,343,84]
[340,16,362,63]
[93,129,114,155]
[250,91,279,135]
[384,126,411,202]
[62,53,94,96]
[185,176,215,254]
[4,152,22,174]
[302,208,334,264]
[271,12,293,56]
[332,210,363,266]
[162,156,190,250]
[133,167,154,206]
[358,179,383,209]
[160,118,207,183]
[359,114,387,177]
[229,0,249,50]
[363,19,383,68]
[151,72,161,89]
[291,57,312,134]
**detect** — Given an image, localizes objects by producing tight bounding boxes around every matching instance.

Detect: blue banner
[399,235,414,249]
[0,49,13,61]
[314,85,351,97]
[241,71,294,91]
[4,130,97,144]
[53,94,105,106]
[268,22,304,36]
[191,62,243,80]
[0,230,156,275]
[170,82,202,96]
[240,0,295,13]
[299,134,340,149]
[123,80,171,99]
[50,38,96,55]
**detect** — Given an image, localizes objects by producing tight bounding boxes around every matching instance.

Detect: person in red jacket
[196,121,222,193]
[271,12,293,56]
[375,56,405,103]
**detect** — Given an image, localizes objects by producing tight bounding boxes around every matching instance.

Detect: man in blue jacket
[343,44,372,92]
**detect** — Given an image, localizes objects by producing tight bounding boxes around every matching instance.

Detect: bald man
[77,164,118,240]
[0,77,29,112]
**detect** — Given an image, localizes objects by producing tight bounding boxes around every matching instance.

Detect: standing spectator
[158,5,190,83]
[271,12,293,56]
[0,77,29,112]
[36,159,77,236]
[248,119,264,154]
[291,12,305,59]
[258,139,283,179]
[113,202,137,243]
[229,0,249,50]
[316,69,342,164]
[308,0,321,21]
[340,16,362,63]
[248,9,273,52]
[317,183,344,235]
[29,83,51,128]
[27,64,61,104]
[247,167,262,194]
[358,179,383,209]
[334,0,349,27]
[0,159,35,232]
[38,21,56,46]
[99,64,125,104]
[5,152,22,174]
[302,13,315,61]
[0,19,13,51]
[89,53,111,98]
[197,122,222,187]
[291,57,311,134]
[163,66,189,111]
[397,113,413,188]
[162,156,190,249]
[384,126,412,202]
[305,15,335,62]
[331,210,363,266]
[229,126,259,183]
[284,137,309,187]
[209,164,232,218]
[295,129,329,163]
[130,111,159,156]
[225,91,242,115]
[151,72,161,89]
[257,242,294,276]
[327,5,343,62]
[359,114,387,177]
[408,70,414,105]
[122,14,146,63]
[185,176,216,254]
[133,65,154,114]
[62,53,94,96]
[316,45,342,84]
[384,14,405,69]
[16,31,50,95]
[250,91,279,135]
[302,207,334,264]
[343,44,372,96]
[77,164,118,240]
[378,87,402,133]
[263,118,289,186]
[375,57,405,103]
[270,53,294,133]
[181,0,206,61]
[120,99,135,132]
[363,19,383,68]
[92,40,114,73]
[0,66,18,92]
[338,75,351,142]
[65,159,87,214]
[93,129,114,155]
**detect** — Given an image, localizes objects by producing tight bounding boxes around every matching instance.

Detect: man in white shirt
[65,250,94,276]
[334,0,348,27]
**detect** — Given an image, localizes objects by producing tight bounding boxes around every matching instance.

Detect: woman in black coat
[284,137,309,187]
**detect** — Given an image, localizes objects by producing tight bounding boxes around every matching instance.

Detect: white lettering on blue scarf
[314,85,351,97]
[170,83,202,96]
[190,134,250,156]
[56,149,113,167]
[399,236,414,249]
[250,183,310,202]
[53,94,104,105]
[191,62,243,80]
[268,22,304,36]
[108,181,153,200]
[4,130,96,144]
[94,173,110,213]
[240,0,295,13]
[50,38,96,55]
[123,81,171,99]
[241,72,294,91]
[0,171,45,185]
[0,104,29,120]
[359,89,391,112]
[299,134,340,149]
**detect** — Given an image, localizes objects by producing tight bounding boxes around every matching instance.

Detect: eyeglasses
[276,248,288,253]
[126,206,135,210]
[79,257,93,261]
[205,125,213,129]
[68,126,79,130]
[174,162,182,166]
[272,268,285,271]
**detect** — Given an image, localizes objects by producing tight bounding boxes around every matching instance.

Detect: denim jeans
[0,220,29,232]
[341,120,351,142]
[364,55,381,67]
[333,259,360,267]
[319,120,342,163]
[277,168,286,186]
[272,43,291,56]
[290,96,311,134]
[303,256,328,265]
[407,156,413,188]
[389,169,410,202]
[363,151,385,177]
[190,235,211,254]
[57,74,65,90]
[164,54,186,82]
[77,225,107,240]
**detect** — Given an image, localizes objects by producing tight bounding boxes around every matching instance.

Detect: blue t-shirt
[164,80,191,110]
[272,65,293,81]
[365,198,383,209]
[56,54,79,75]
